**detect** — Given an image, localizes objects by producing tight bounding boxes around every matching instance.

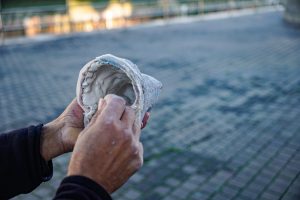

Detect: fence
[0,0,280,42]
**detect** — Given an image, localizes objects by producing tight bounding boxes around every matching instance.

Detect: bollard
[284,0,300,25]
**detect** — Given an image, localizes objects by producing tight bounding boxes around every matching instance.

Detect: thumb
[89,98,106,126]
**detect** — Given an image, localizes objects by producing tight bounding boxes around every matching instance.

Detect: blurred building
[1,0,135,37]
[0,0,281,39]
[283,0,300,25]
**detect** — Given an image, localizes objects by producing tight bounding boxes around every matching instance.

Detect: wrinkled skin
[40,97,149,162]
[68,95,144,193]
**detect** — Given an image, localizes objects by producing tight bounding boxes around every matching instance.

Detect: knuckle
[139,157,144,168]
[121,129,132,143]
[135,143,143,167]
[131,142,139,154]
[133,157,143,170]
[139,142,144,154]
[104,117,114,126]
[128,142,143,171]
[123,128,132,137]
[103,117,121,130]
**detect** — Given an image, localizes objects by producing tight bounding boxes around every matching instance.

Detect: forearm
[53,176,112,200]
[0,125,53,199]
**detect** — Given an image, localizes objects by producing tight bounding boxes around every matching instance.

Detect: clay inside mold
[81,65,136,115]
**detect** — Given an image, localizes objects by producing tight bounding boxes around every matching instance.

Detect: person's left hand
[40,99,84,161]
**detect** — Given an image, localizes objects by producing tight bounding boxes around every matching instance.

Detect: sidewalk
[1,10,299,200]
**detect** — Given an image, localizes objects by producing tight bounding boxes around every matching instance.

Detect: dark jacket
[0,125,112,200]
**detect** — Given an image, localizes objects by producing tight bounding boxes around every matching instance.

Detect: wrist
[40,120,65,161]
[67,150,114,193]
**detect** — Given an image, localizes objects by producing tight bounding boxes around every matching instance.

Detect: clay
[76,54,162,127]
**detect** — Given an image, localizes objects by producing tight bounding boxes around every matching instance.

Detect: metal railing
[0,0,280,43]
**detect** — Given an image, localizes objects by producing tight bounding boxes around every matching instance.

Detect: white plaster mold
[76,54,162,127]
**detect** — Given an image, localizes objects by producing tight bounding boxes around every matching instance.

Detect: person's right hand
[67,94,143,193]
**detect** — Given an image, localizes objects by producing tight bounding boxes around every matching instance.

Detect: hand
[68,94,143,193]
[40,97,149,162]
[40,99,84,161]
[141,112,150,129]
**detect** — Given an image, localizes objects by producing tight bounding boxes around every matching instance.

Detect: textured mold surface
[77,54,162,127]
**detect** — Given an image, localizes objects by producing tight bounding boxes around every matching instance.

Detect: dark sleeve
[54,176,112,200]
[0,125,53,199]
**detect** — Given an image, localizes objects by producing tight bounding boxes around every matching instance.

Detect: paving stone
[268,178,291,195]
[190,191,210,200]
[227,178,245,190]
[154,186,170,195]
[246,181,266,194]
[170,186,191,199]
[251,174,271,187]
[130,173,144,183]
[188,174,206,185]
[282,193,300,200]
[162,196,176,200]
[181,180,198,191]
[165,178,181,187]
[237,193,258,200]
[240,188,260,200]
[210,170,232,184]
[220,185,240,199]
[260,191,281,200]
[143,192,164,200]
[211,193,228,200]
[182,165,197,174]
[123,189,141,200]
[200,181,220,194]
[284,178,300,196]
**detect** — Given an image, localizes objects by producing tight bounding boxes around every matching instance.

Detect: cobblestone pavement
[1,10,300,200]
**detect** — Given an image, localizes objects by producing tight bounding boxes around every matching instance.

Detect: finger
[61,98,84,124]
[130,142,144,172]
[97,98,106,112]
[70,98,80,109]
[71,98,84,123]
[141,112,150,129]
[100,94,126,120]
[138,142,144,166]
[121,106,135,127]
[61,98,80,116]
[89,98,105,125]
[132,122,141,140]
